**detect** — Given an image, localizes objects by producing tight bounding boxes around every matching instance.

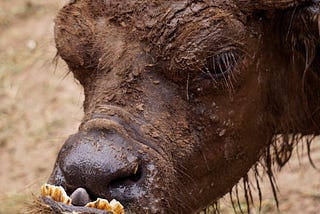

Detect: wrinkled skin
[47,0,320,213]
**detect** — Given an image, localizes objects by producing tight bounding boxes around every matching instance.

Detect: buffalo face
[46,0,320,213]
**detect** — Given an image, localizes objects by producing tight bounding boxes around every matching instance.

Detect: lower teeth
[40,184,125,214]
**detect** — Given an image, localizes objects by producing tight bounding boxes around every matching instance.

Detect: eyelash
[203,50,242,79]
[185,49,244,95]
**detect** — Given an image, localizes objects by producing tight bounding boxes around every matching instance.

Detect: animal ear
[54,1,99,79]
[238,0,309,10]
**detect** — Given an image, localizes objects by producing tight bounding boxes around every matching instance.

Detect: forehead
[80,0,248,78]
[101,0,236,9]
[97,0,244,47]
[92,0,239,21]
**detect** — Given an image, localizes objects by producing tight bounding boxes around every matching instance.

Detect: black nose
[55,129,144,205]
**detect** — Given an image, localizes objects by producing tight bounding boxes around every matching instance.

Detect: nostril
[109,165,143,188]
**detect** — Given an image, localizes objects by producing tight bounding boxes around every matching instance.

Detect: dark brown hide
[46,0,320,213]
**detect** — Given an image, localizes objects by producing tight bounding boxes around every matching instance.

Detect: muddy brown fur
[32,0,320,213]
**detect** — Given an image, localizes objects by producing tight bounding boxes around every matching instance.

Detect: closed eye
[203,50,242,79]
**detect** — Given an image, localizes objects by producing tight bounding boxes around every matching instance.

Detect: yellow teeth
[40,184,125,214]
[86,198,112,210]
[86,198,124,214]
[41,184,72,205]
[110,199,125,214]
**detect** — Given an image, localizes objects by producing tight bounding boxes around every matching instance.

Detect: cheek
[141,93,195,148]
[135,78,208,156]
[189,97,234,138]
[192,91,264,143]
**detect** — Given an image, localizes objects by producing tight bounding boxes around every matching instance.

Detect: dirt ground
[0,1,319,213]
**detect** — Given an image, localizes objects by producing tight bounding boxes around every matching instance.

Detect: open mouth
[40,184,125,214]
